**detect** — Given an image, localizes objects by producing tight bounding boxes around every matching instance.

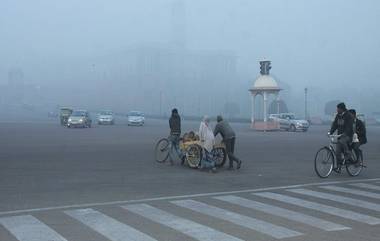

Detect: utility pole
[304,87,308,120]
[197,94,200,117]
[159,91,162,117]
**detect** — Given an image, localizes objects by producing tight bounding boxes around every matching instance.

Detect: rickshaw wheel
[186,144,202,168]
[212,147,227,167]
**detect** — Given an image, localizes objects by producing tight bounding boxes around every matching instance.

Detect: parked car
[97,110,115,125]
[269,113,309,132]
[60,108,73,126]
[127,111,145,126]
[67,110,92,128]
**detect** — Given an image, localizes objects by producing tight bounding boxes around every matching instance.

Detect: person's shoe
[181,156,186,165]
[333,165,342,173]
[209,167,217,173]
[237,160,242,170]
[169,159,174,166]
[227,166,234,171]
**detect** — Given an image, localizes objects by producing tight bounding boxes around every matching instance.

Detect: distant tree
[269,100,289,114]
[223,102,240,118]
[325,100,341,115]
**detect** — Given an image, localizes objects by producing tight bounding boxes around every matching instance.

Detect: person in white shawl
[199,116,216,172]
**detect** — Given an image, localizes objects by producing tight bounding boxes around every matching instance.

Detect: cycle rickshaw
[155,132,227,168]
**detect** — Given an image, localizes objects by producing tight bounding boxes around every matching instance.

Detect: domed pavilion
[249,61,282,130]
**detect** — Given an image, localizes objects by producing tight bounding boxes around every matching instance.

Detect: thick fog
[1,0,379,120]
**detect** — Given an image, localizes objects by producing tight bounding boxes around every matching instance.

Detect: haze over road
[0,120,380,241]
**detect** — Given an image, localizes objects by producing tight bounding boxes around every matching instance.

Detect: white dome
[253,75,279,89]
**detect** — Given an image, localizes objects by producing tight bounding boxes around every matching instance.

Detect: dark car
[60,108,73,126]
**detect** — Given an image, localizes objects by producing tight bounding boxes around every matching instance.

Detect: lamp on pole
[159,90,162,117]
[304,87,308,120]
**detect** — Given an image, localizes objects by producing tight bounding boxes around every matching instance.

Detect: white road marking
[1,178,379,216]
[123,204,243,241]
[254,192,380,225]
[65,208,157,241]
[172,199,302,239]
[350,183,380,191]
[0,215,67,241]
[215,195,349,231]
[288,188,380,212]
[319,185,380,199]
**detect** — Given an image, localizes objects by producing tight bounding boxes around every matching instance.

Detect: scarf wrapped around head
[203,115,209,125]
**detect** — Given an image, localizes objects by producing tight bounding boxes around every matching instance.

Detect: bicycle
[314,134,365,178]
[154,136,181,164]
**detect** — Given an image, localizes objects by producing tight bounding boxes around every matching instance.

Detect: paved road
[1,179,380,241]
[0,119,379,240]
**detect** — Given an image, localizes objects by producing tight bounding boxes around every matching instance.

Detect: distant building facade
[90,45,238,116]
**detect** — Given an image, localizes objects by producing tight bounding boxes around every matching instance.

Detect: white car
[97,111,115,125]
[67,110,92,128]
[128,111,145,126]
[269,113,309,132]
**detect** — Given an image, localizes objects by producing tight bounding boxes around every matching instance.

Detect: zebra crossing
[65,208,158,241]
[1,181,380,241]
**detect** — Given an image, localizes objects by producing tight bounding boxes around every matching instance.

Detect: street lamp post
[304,87,308,120]
[159,90,162,117]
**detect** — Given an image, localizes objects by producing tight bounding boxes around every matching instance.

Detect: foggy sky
[1,0,379,116]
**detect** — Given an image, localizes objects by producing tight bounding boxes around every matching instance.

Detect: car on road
[97,110,115,125]
[60,107,73,126]
[269,113,309,132]
[127,111,145,126]
[67,110,92,128]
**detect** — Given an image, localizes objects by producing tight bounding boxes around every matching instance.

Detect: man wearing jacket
[169,108,184,164]
[348,109,367,161]
[214,115,242,170]
[329,103,354,166]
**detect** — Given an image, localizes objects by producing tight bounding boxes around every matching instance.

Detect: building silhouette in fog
[92,44,237,116]
[88,0,238,116]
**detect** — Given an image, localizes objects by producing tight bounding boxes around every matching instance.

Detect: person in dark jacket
[213,115,242,170]
[348,109,367,161]
[169,108,184,164]
[329,102,354,166]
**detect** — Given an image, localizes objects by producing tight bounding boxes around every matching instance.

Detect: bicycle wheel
[155,138,170,163]
[346,150,363,177]
[186,144,202,168]
[314,147,334,178]
[212,147,227,167]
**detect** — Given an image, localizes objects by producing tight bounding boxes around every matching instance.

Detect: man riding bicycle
[329,102,354,168]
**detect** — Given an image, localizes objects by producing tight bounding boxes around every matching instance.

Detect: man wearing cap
[214,115,242,170]
[329,103,354,168]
